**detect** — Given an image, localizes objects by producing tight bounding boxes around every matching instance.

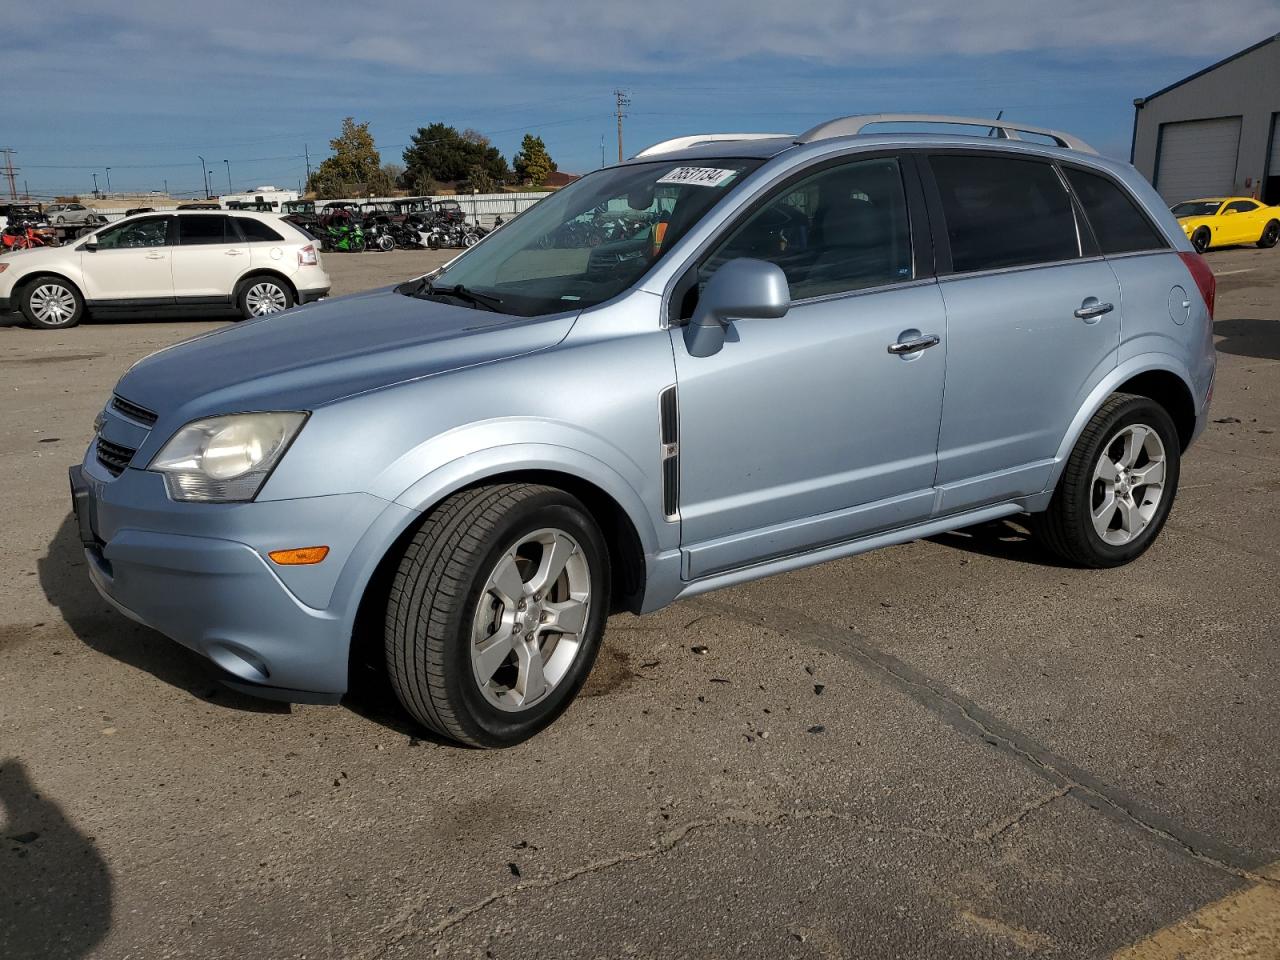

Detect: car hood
[115,286,579,420]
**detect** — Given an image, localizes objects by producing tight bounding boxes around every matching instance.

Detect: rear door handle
[887,334,941,355]
[1074,299,1114,321]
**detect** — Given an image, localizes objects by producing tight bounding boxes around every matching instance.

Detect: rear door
[79,215,175,302]
[171,214,249,301]
[922,152,1121,513]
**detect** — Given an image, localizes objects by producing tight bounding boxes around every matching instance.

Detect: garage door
[1155,116,1242,204]
[1269,114,1280,176]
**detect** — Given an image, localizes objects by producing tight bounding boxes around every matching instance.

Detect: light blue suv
[71,115,1217,746]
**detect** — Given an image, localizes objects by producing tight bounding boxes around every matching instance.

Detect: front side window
[702,156,913,299]
[425,158,763,316]
[930,154,1079,272]
[93,216,170,248]
[178,215,234,245]
[1063,167,1166,255]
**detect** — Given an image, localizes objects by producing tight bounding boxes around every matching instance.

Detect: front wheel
[376,233,395,252]
[236,276,293,319]
[385,483,611,747]
[1191,227,1211,253]
[1035,393,1180,568]
[20,277,84,329]
[1258,220,1279,249]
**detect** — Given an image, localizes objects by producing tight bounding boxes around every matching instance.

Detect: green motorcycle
[317,213,366,253]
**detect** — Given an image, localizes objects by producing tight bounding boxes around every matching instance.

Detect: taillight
[1177,252,1216,320]
[298,244,318,266]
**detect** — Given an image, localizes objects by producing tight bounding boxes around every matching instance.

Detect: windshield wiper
[410,279,502,312]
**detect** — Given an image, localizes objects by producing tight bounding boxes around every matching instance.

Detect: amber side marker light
[268,546,330,565]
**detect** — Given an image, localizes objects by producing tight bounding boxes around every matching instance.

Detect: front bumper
[70,460,415,702]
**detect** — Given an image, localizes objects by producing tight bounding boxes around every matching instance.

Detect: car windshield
[1171,200,1223,218]
[424,158,763,316]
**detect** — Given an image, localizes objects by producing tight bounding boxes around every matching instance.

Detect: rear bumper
[297,286,330,305]
[0,295,11,313]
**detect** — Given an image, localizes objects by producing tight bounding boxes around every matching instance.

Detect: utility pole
[104,167,112,195]
[197,155,209,199]
[600,134,606,169]
[304,143,311,191]
[613,89,630,163]
[1,149,18,200]
[224,159,232,194]
[92,173,99,196]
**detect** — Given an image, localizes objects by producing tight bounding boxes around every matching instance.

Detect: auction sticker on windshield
[656,167,740,187]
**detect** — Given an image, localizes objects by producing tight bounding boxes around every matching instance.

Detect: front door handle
[1074,299,1114,321]
[225,249,244,256]
[144,252,165,260]
[887,334,941,355]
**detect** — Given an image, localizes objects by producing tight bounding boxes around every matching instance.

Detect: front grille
[110,394,158,426]
[96,437,136,477]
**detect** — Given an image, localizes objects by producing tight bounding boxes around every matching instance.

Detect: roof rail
[794,114,1097,154]
[633,133,792,158]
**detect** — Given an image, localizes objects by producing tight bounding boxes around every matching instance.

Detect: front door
[923,152,1121,511]
[671,155,947,580]
[79,215,174,302]
[171,214,249,300]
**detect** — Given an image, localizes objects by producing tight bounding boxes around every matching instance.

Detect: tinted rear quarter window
[235,217,285,242]
[178,215,234,245]
[929,155,1079,272]
[1063,167,1166,254]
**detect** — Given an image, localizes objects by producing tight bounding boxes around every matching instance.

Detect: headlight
[149,411,307,502]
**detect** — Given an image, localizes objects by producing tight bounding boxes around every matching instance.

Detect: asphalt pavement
[1,246,1277,959]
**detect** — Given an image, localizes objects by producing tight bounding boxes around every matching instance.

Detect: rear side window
[929,155,1079,272]
[178,215,234,245]
[1064,167,1166,254]
[1225,199,1259,213]
[235,217,285,242]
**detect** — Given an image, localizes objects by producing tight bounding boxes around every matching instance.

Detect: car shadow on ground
[0,759,112,960]
[38,514,289,714]
[1213,317,1280,361]
[927,517,1063,567]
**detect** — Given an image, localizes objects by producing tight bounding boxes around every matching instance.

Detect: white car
[0,211,330,329]
[44,202,103,226]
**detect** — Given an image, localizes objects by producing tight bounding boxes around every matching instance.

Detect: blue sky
[7,1,1279,198]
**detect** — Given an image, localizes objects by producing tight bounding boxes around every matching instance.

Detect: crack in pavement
[694,597,1279,889]
[973,786,1074,843]
[358,806,982,957]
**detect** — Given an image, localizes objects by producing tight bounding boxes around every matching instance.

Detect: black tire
[1035,393,1181,568]
[19,275,85,330]
[1191,227,1211,253]
[377,234,395,252]
[1258,220,1280,249]
[235,275,294,320]
[54,216,65,225]
[385,483,611,748]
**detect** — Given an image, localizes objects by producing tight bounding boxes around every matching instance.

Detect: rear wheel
[20,277,84,329]
[1258,220,1279,249]
[1191,227,1211,253]
[385,483,610,747]
[1035,393,1180,568]
[236,276,293,319]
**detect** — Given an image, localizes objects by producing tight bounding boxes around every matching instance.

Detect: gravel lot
[1,246,1277,959]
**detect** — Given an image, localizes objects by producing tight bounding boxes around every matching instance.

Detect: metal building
[1131,33,1280,206]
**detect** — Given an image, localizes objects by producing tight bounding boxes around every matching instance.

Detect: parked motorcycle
[315,211,366,253]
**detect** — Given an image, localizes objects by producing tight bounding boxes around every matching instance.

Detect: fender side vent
[659,386,679,521]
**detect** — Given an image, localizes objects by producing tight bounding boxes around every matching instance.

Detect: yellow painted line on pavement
[1112,863,1280,959]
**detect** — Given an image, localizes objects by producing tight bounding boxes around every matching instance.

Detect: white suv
[0,211,330,329]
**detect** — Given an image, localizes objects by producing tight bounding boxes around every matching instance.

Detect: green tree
[465,162,495,194]
[513,134,556,187]
[307,117,395,199]
[401,123,509,189]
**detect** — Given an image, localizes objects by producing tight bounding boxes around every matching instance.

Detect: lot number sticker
[656,167,740,188]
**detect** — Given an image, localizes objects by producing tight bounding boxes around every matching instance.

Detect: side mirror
[82,239,99,252]
[1222,209,1236,216]
[684,258,789,358]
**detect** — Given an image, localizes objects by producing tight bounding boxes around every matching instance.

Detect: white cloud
[18,0,1280,74]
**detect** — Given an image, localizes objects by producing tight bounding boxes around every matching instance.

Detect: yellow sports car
[1171,197,1280,252]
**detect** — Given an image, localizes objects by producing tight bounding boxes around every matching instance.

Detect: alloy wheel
[1090,423,1167,546]
[470,528,591,712]
[245,282,287,315]
[30,284,76,325]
